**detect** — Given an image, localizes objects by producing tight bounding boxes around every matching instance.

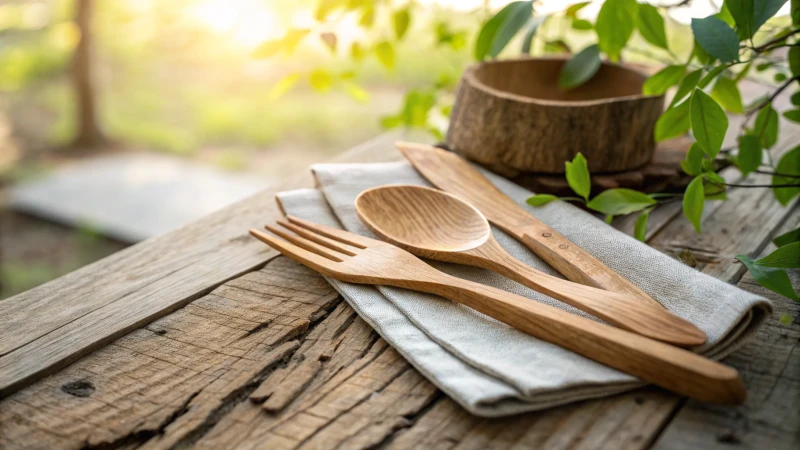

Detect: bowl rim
[465,56,664,107]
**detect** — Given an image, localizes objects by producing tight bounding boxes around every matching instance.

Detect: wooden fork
[249,216,746,405]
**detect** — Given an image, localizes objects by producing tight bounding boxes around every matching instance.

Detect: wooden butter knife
[397,141,664,311]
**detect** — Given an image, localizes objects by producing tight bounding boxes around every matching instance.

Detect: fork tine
[265,224,344,262]
[285,215,370,248]
[250,229,340,270]
[276,220,358,256]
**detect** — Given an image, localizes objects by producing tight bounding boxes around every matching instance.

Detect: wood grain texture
[1,80,798,449]
[0,131,425,399]
[446,58,665,174]
[355,184,705,347]
[398,141,663,309]
[252,216,743,404]
[651,210,800,450]
[0,202,796,449]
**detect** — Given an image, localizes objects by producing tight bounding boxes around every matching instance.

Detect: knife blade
[397,141,663,309]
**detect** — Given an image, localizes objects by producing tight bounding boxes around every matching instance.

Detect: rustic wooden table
[1,90,799,449]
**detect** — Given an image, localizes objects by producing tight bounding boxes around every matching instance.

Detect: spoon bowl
[355,184,707,347]
[356,184,491,254]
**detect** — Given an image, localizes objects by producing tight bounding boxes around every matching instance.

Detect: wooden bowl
[446,57,664,174]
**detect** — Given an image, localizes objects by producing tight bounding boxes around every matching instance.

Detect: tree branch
[750,29,800,53]
[746,75,800,118]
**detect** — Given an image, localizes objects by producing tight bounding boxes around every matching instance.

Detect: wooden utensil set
[250,142,747,406]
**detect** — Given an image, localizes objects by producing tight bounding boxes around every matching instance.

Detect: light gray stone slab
[10,153,270,243]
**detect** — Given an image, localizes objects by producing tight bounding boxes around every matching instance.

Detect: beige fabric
[275,159,771,417]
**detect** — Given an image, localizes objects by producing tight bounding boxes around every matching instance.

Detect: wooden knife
[397,141,664,310]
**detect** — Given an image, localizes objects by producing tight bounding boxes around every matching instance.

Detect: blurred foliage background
[0,0,780,298]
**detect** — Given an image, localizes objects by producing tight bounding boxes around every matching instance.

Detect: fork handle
[424,275,745,404]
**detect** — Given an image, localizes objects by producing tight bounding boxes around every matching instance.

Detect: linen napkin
[275,159,771,417]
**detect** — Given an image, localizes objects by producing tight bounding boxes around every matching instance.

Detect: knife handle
[514,224,664,310]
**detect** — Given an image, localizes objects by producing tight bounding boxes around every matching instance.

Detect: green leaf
[637,4,668,50]
[267,74,300,100]
[595,0,638,62]
[309,69,333,92]
[526,194,559,206]
[793,0,800,25]
[252,40,283,59]
[780,313,793,325]
[692,39,715,65]
[359,6,374,27]
[773,144,800,205]
[774,226,800,247]
[587,188,657,216]
[753,0,789,33]
[737,134,763,176]
[566,2,590,18]
[643,65,685,96]
[691,16,739,63]
[475,2,529,60]
[683,175,705,233]
[558,44,602,90]
[655,100,691,142]
[756,242,800,268]
[490,1,533,58]
[375,41,395,70]
[314,0,341,21]
[342,81,370,103]
[393,8,411,40]
[705,170,726,184]
[670,69,702,108]
[634,207,654,241]
[699,64,728,89]
[711,76,743,113]
[351,42,364,61]
[792,91,800,106]
[737,255,800,300]
[544,39,571,54]
[790,46,800,76]
[755,104,779,148]
[565,153,592,201]
[691,88,729,158]
[726,0,755,39]
[681,142,705,175]
[283,29,311,53]
[572,19,593,30]
[521,15,547,53]
[717,2,737,26]
[784,109,800,123]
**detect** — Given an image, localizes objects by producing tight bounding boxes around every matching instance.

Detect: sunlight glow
[190,0,281,47]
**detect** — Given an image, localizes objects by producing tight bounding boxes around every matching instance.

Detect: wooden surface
[0,132,424,398]
[355,184,705,347]
[252,216,739,403]
[446,58,665,174]
[398,141,662,309]
[1,82,798,449]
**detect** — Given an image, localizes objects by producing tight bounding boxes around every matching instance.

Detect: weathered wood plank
[651,210,800,450]
[0,257,341,449]
[0,132,418,398]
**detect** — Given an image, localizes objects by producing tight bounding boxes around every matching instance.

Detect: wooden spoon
[355,185,707,347]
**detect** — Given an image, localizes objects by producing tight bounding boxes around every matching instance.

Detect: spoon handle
[466,238,707,347]
[427,274,744,405]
